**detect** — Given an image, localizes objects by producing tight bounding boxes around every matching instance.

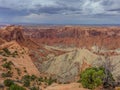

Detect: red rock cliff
[0,25,25,42]
[24,26,120,50]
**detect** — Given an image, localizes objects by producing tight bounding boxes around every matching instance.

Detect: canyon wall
[1,25,120,83]
[24,26,120,50]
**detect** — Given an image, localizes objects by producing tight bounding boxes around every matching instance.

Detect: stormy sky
[0,0,120,24]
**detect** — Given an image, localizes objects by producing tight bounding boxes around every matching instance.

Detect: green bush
[22,75,30,80]
[22,75,31,87]
[23,80,30,87]
[38,77,43,82]
[4,79,14,87]
[80,67,105,90]
[2,48,11,55]
[48,77,56,85]
[44,77,56,85]
[9,84,26,90]
[2,61,13,70]
[1,71,13,77]
[30,75,37,81]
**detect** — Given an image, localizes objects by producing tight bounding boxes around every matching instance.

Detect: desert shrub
[2,61,13,70]
[12,51,18,57]
[1,71,13,77]
[4,79,14,87]
[22,75,31,87]
[23,67,27,73]
[15,68,21,76]
[12,51,18,55]
[2,58,7,62]
[30,75,37,81]
[103,71,115,88]
[38,77,43,82]
[22,75,30,80]
[48,77,56,85]
[24,69,27,73]
[37,76,56,85]
[23,80,30,87]
[44,77,56,85]
[80,67,105,90]
[2,48,11,55]
[9,84,26,90]
[101,58,115,88]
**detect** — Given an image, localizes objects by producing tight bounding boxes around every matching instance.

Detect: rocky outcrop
[0,38,6,45]
[34,45,120,83]
[39,48,99,83]
[0,25,25,42]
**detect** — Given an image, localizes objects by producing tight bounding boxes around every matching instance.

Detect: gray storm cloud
[0,0,120,15]
[0,0,120,24]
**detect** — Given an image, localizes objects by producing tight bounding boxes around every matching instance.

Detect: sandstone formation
[40,48,98,83]
[0,25,25,42]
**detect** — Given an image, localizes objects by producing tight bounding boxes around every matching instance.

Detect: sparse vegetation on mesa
[4,79,14,87]
[21,74,56,88]
[4,79,26,90]
[1,73,57,89]
[0,47,56,89]
[2,48,11,55]
[0,57,56,90]
[1,71,13,78]
[9,84,26,90]
[0,48,19,57]
[2,61,14,70]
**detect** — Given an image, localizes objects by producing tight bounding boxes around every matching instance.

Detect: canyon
[0,25,120,89]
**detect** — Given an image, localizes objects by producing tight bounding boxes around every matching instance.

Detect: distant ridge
[0,22,120,27]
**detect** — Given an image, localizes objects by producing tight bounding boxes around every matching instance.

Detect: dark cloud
[0,0,120,24]
[32,4,81,14]
[0,3,81,17]
[108,8,120,12]
[0,7,29,17]
[0,0,120,16]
